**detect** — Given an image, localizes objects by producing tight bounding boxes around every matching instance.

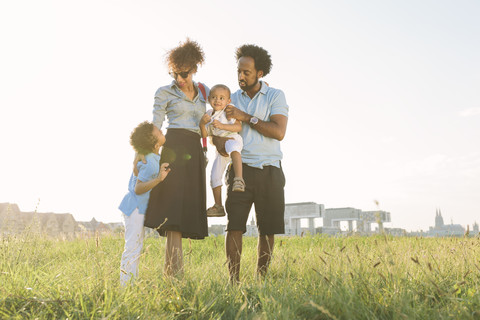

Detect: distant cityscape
[0,202,122,237]
[1,202,478,237]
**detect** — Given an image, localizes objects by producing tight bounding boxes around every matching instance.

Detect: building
[208,224,226,236]
[428,209,464,237]
[323,207,391,234]
[245,217,258,237]
[0,202,119,237]
[284,202,324,236]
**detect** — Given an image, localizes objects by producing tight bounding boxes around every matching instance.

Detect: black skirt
[144,128,208,239]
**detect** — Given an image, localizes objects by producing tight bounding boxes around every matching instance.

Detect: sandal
[207,204,225,217]
[232,177,245,192]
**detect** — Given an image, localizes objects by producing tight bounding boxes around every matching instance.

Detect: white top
[205,107,240,138]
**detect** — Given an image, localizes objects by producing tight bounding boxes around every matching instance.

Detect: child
[118,121,170,286]
[199,84,245,217]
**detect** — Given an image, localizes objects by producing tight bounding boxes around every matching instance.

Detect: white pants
[210,135,243,189]
[120,208,145,286]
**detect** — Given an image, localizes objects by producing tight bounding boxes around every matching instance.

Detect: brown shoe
[207,204,225,217]
[232,177,245,192]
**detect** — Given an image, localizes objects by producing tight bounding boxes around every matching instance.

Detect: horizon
[1,200,476,233]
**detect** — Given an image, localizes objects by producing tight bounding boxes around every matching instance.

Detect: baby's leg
[231,151,243,179]
[210,152,230,205]
[225,136,244,179]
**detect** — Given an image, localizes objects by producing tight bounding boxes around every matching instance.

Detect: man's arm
[225,105,287,141]
[211,136,231,157]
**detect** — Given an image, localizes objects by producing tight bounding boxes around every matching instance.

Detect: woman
[144,39,209,276]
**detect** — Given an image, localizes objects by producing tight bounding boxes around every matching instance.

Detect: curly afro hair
[235,44,272,76]
[166,38,205,72]
[130,121,158,155]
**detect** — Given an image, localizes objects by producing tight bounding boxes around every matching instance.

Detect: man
[214,44,289,282]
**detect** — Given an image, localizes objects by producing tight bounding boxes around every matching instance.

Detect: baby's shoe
[232,177,245,192]
[207,204,225,217]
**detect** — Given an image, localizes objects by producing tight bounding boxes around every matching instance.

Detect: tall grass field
[1,233,479,319]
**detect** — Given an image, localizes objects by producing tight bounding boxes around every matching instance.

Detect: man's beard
[239,77,259,91]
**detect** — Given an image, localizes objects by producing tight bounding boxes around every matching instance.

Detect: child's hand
[157,163,171,182]
[200,113,211,125]
[212,120,223,129]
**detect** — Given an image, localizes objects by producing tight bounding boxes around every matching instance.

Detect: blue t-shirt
[118,153,160,216]
[231,81,289,168]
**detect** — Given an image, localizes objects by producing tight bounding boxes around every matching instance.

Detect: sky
[1,0,479,232]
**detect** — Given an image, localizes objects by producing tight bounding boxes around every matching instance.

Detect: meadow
[1,232,479,319]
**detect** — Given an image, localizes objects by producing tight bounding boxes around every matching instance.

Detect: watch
[249,116,259,126]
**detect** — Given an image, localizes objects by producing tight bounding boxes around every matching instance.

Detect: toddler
[200,84,245,217]
[118,121,170,286]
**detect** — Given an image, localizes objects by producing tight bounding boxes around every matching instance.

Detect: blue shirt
[231,81,289,168]
[153,81,210,135]
[118,153,160,216]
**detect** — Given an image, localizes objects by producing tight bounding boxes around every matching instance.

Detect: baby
[200,84,245,217]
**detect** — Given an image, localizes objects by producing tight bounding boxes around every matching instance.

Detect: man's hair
[167,38,205,73]
[235,44,272,76]
[209,84,231,98]
[130,121,157,155]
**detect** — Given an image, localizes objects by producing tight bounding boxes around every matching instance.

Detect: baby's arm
[134,163,170,195]
[199,113,211,138]
[212,119,242,133]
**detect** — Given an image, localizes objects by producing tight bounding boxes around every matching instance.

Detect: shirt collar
[242,80,268,96]
[169,80,204,101]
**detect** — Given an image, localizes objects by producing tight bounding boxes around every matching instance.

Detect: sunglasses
[169,69,192,79]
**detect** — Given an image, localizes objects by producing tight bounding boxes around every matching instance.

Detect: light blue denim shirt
[153,80,209,135]
[118,153,160,216]
[231,81,289,169]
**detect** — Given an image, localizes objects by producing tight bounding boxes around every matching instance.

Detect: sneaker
[207,204,225,217]
[232,177,245,192]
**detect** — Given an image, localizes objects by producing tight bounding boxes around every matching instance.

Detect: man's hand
[133,153,147,176]
[157,163,171,182]
[225,105,249,122]
[211,136,231,157]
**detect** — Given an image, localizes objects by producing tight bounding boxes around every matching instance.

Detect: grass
[1,232,480,319]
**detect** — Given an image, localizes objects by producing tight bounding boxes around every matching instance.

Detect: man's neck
[245,81,262,99]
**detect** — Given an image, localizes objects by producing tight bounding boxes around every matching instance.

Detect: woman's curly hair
[130,121,158,155]
[167,38,205,72]
[235,44,272,76]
